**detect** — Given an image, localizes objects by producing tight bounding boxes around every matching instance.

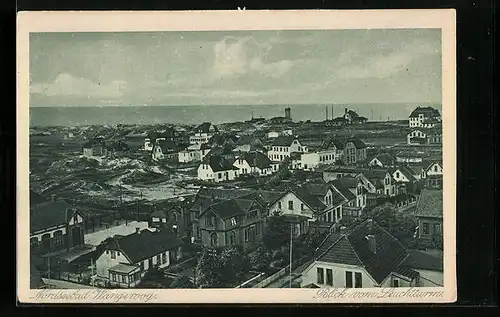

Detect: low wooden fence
[251,256,310,288]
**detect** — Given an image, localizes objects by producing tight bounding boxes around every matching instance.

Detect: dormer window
[231,217,237,226]
[73,213,78,224]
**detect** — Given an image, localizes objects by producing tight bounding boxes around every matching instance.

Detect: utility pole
[289,224,293,288]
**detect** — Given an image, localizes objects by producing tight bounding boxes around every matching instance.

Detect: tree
[262,215,290,250]
[170,275,195,289]
[195,245,251,288]
[137,267,169,288]
[249,244,272,271]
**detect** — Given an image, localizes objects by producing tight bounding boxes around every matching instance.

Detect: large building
[267,136,308,163]
[408,106,441,128]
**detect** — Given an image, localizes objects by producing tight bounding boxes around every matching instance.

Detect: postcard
[17,9,456,303]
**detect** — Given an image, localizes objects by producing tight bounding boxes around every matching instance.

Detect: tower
[285,107,291,120]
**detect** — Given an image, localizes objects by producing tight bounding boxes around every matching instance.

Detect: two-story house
[358,169,396,197]
[197,155,239,183]
[408,106,441,128]
[151,140,182,161]
[95,228,184,288]
[189,122,218,145]
[267,136,308,163]
[303,180,346,225]
[390,165,419,194]
[321,137,367,165]
[407,125,443,145]
[150,200,187,238]
[297,219,419,288]
[414,189,443,241]
[233,151,275,176]
[329,177,367,219]
[196,194,268,250]
[82,139,108,158]
[423,160,443,189]
[30,200,87,256]
[368,153,395,168]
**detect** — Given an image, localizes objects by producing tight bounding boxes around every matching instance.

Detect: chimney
[345,108,348,115]
[366,234,376,254]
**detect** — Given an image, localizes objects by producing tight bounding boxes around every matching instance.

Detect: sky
[29,29,442,107]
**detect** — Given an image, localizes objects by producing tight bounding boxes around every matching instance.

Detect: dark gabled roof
[202,155,238,172]
[345,110,360,118]
[391,165,417,182]
[403,249,443,272]
[303,180,330,197]
[329,179,356,201]
[360,169,390,181]
[414,189,443,219]
[321,137,366,150]
[271,135,298,146]
[108,229,184,264]
[316,220,410,284]
[331,117,348,123]
[289,186,327,212]
[238,151,272,169]
[30,200,74,233]
[195,122,218,134]
[203,197,259,220]
[154,140,179,152]
[371,153,395,166]
[409,106,441,118]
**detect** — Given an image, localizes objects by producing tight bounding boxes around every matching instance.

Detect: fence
[235,272,266,288]
[252,256,310,288]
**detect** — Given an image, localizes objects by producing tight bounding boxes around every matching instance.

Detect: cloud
[210,36,294,80]
[31,73,127,99]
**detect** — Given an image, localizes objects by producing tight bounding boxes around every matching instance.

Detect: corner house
[95,228,184,288]
[297,219,426,288]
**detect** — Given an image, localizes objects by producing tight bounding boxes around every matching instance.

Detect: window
[433,223,442,234]
[392,278,400,287]
[345,271,353,288]
[111,251,116,259]
[106,250,109,254]
[278,202,282,209]
[288,201,293,210]
[117,252,121,256]
[396,172,400,179]
[317,268,325,284]
[423,223,430,235]
[326,269,333,286]
[434,165,438,172]
[162,252,167,264]
[229,231,236,245]
[30,237,39,249]
[156,255,161,265]
[256,224,261,236]
[111,273,116,282]
[53,230,63,248]
[301,203,304,211]
[73,214,78,224]
[354,272,362,288]
[244,228,249,242]
[140,261,144,271]
[122,275,126,283]
[218,173,222,179]
[210,233,218,247]
[327,212,331,223]
[231,217,237,226]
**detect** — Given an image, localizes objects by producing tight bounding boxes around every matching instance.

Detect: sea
[29,103,442,127]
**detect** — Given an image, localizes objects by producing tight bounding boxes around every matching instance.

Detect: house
[144,128,182,151]
[267,131,280,139]
[414,189,443,240]
[233,151,275,176]
[298,219,419,288]
[358,169,396,197]
[95,228,184,288]
[196,194,268,249]
[390,165,419,194]
[189,122,218,145]
[423,160,443,189]
[30,200,86,256]
[233,135,266,153]
[402,250,443,287]
[407,125,442,145]
[208,133,238,148]
[300,140,343,171]
[151,140,181,161]
[197,155,239,182]
[368,153,395,168]
[82,139,108,157]
[409,106,441,128]
[339,108,368,125]
[303,179,346,225]
[267,185,329,236]
[326,117,348,127]
[322,166,364,182]
[267,136,308,163]
[150,200,188,238]
[396,150,429,163]
[178,143,211,163]
[330,177,367,214]
[321,137,367,165]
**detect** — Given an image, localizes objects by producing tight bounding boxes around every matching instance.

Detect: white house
[409,106,441,128]
[178,143,211,163]
[189,122,218,145]
[403,250,443,287]
[95,228,184,288]
[303,181,346,224]
[197,155,239,183]
[233,151,275,176]
[298,219,420,288]
[267,136,308,163]
[151,140,179,161]
[267,131,280,139]
[300,148,338,171]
